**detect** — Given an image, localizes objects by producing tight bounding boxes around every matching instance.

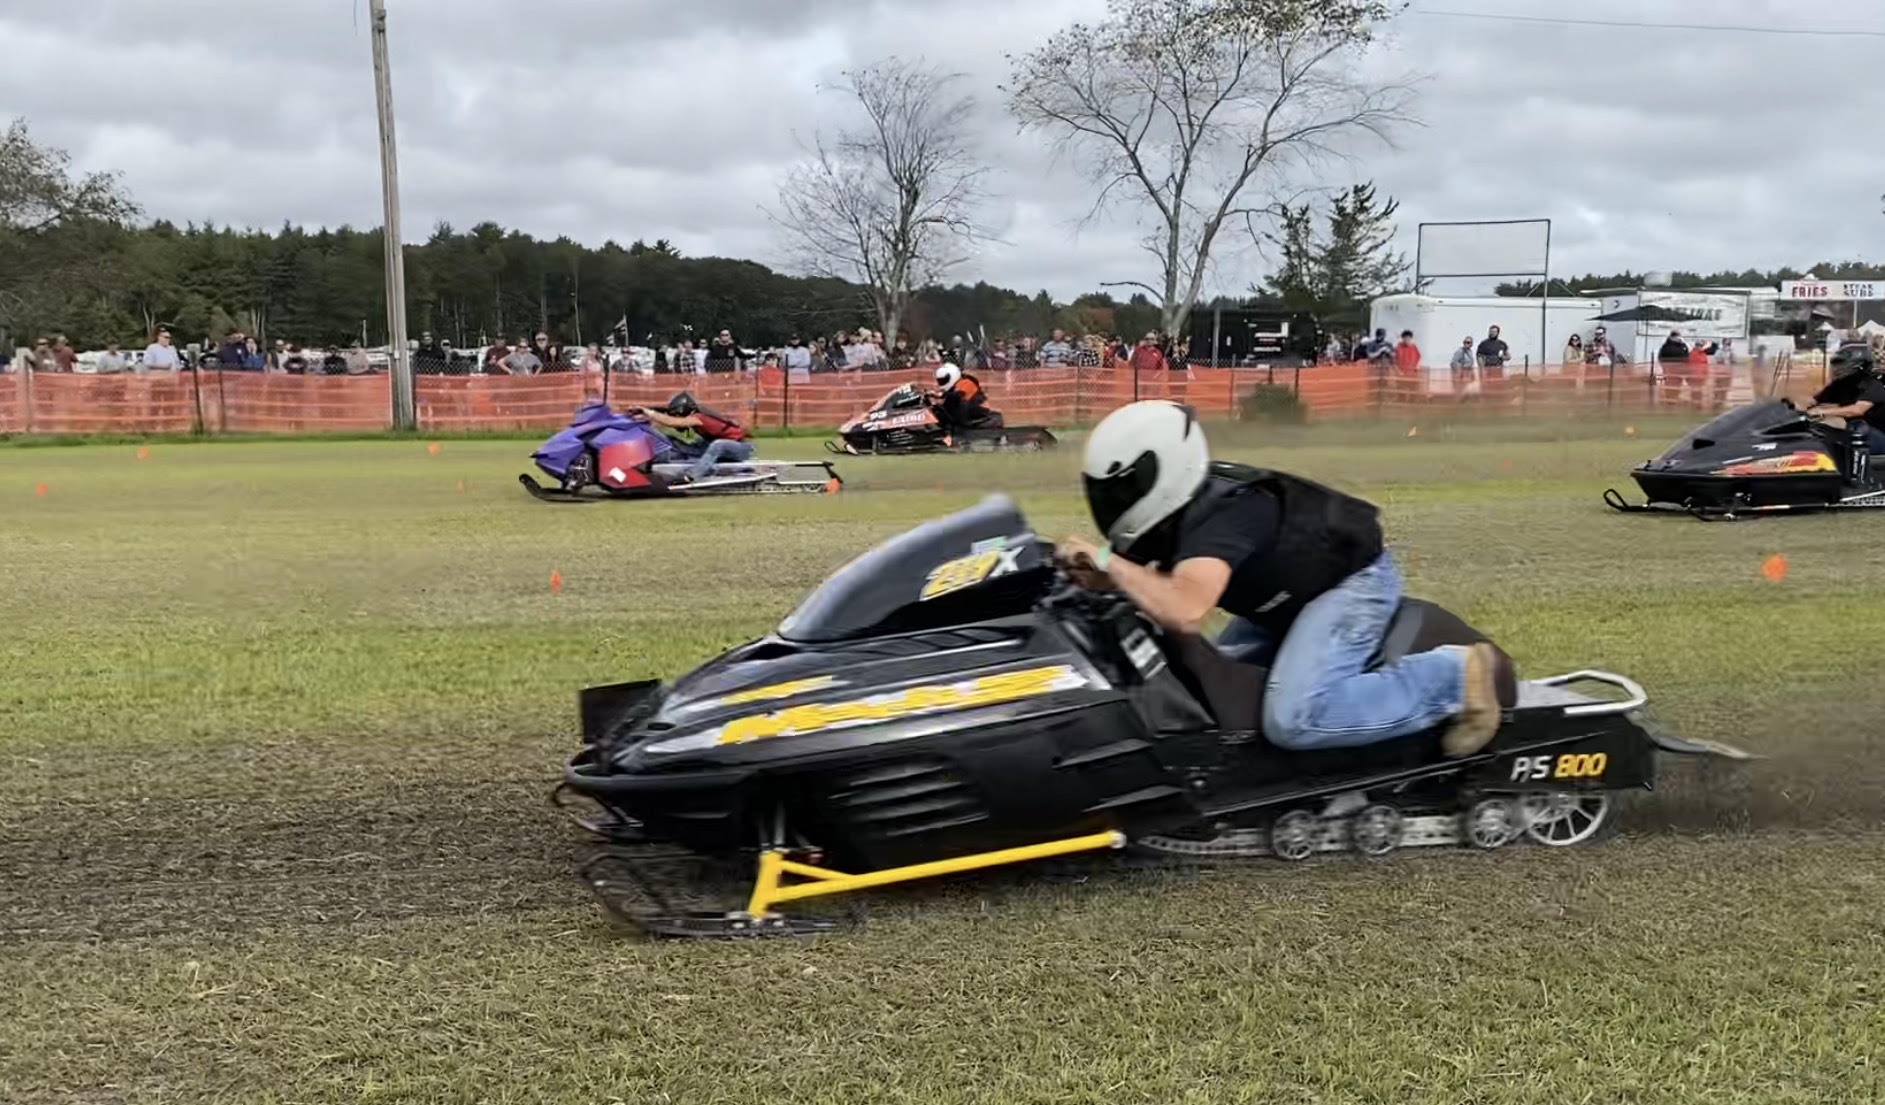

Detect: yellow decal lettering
[921,551,1001,600]
[717,676,838,707]
[715,665,1082,744]
[1552,753,1608,779]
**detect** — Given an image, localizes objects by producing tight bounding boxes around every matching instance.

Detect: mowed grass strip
[2,424,1882,1104]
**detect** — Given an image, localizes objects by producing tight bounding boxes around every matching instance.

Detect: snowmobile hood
[1633,399,1832,478]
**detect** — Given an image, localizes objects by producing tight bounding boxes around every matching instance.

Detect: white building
[1370,288,1758,392]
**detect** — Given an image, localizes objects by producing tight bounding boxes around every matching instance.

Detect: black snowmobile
[1607,346,1885,517]
[826,384,1058,455]
[560,494,1747,938]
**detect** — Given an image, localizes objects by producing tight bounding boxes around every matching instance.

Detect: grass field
[3,421,1883,1104]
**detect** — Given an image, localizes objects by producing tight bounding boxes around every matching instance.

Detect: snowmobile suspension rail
[746,830,1126,918]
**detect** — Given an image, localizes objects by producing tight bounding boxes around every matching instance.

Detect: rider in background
[932,363,999,430]
[1806,344,1885,454]
[635,392,755,480]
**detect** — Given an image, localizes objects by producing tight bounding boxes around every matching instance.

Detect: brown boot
[1442,643,1504,757]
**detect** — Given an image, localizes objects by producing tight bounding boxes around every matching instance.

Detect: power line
[1412,7,1885,39]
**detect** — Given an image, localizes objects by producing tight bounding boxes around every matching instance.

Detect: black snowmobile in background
[1607,345,1885,518]
[559,493,1747,938]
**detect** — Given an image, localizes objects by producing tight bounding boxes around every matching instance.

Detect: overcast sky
[4,0,1881,300]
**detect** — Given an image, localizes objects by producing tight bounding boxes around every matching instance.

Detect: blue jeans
[689,438,755,479]
[1859,422,1885,455]
[1217,551,1466,751]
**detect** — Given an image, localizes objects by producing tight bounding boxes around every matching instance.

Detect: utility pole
[369,0,415,429]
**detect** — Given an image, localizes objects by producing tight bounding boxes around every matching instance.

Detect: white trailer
[1368,294,1612,391]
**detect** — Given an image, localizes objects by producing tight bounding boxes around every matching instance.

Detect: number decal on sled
[1511,753,1608,782]
[921,547,1023,600]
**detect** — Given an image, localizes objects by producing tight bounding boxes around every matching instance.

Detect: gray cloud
[4,0,1882,300]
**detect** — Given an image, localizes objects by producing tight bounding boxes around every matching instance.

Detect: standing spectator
[1013,335,1041,369]
[704,329,741,372]
[1477,325,1510,396]
[96,342,127,374]
[782,335,813,381]
[888,335,916,371]
[321,346,348,376]
[483,337,511,372]
[1129,332,1168,375]
[578,343,604,374]
[216,330,246,368]
[142,328,182,373]
[1393,330,1421,378]
[841,330,871,370]
[500,340,542,376]
[268,338,291,372]
[531,331,563,371]
[0,347,10,372]
[1040,329,1075,367]
[1657,329,1689,365]
[1476,326,1509,371]
[414,333,446,375]
[51,334,79,372]
[282,344,310,375]
[1363,328,1392,364]
[1449,336,1476,395]
[1657,329,1690,399]
[1587,326,1618,366]
[25,337,54,373]
[1562,333,1584,370]
[241,337,264,370]
[342,342,371,375]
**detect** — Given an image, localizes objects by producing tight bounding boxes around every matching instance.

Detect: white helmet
[1082,401,1209,553]
[935,363,962,388]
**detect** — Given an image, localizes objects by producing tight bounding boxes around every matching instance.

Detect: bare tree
[771,59,988,348]
[1006,0,1412,338]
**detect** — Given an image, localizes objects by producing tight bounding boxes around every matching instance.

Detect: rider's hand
[1056,535,1115,591]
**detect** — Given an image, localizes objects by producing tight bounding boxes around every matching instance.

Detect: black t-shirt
[1169,483,1283,622]
[1819,373,1885,431]
[1476,338,1508,366]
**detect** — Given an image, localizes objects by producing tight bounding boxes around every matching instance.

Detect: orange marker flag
[550,569,563,594]
[427,442,442,455]
[136,446,150,460]
[456,479,466,493]
[1406,425,1418,437]
[1624,424,1637,438]
[1761,555,1788,583]
[33,482,47,496]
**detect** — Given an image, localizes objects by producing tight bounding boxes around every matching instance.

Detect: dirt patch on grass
[0,774,585,944]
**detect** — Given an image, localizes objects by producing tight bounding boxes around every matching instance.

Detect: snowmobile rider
[1805,344,1885,453]
[931,363,999,431]
[1056,400,1506,757]
[633,392,755,480]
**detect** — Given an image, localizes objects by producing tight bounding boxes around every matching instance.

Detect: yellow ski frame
[745,830,1126,919]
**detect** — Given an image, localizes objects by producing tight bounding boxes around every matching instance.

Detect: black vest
[1195,462,1384,631]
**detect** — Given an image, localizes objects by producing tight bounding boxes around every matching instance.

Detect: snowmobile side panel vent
[820,757,990,841]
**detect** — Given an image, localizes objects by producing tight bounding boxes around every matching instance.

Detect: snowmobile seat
[1166,599,1515,737]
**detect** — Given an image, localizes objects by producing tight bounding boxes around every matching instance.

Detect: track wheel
[1463,798,1519,850]
[1270,809,1320,861]
[1349,804,1404,857]
[1520,791,1612,847]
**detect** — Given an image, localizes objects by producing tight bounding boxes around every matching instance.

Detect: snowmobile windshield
[875,385,926,413]
[1680,399,1811,446]
[778,495,1052,642]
